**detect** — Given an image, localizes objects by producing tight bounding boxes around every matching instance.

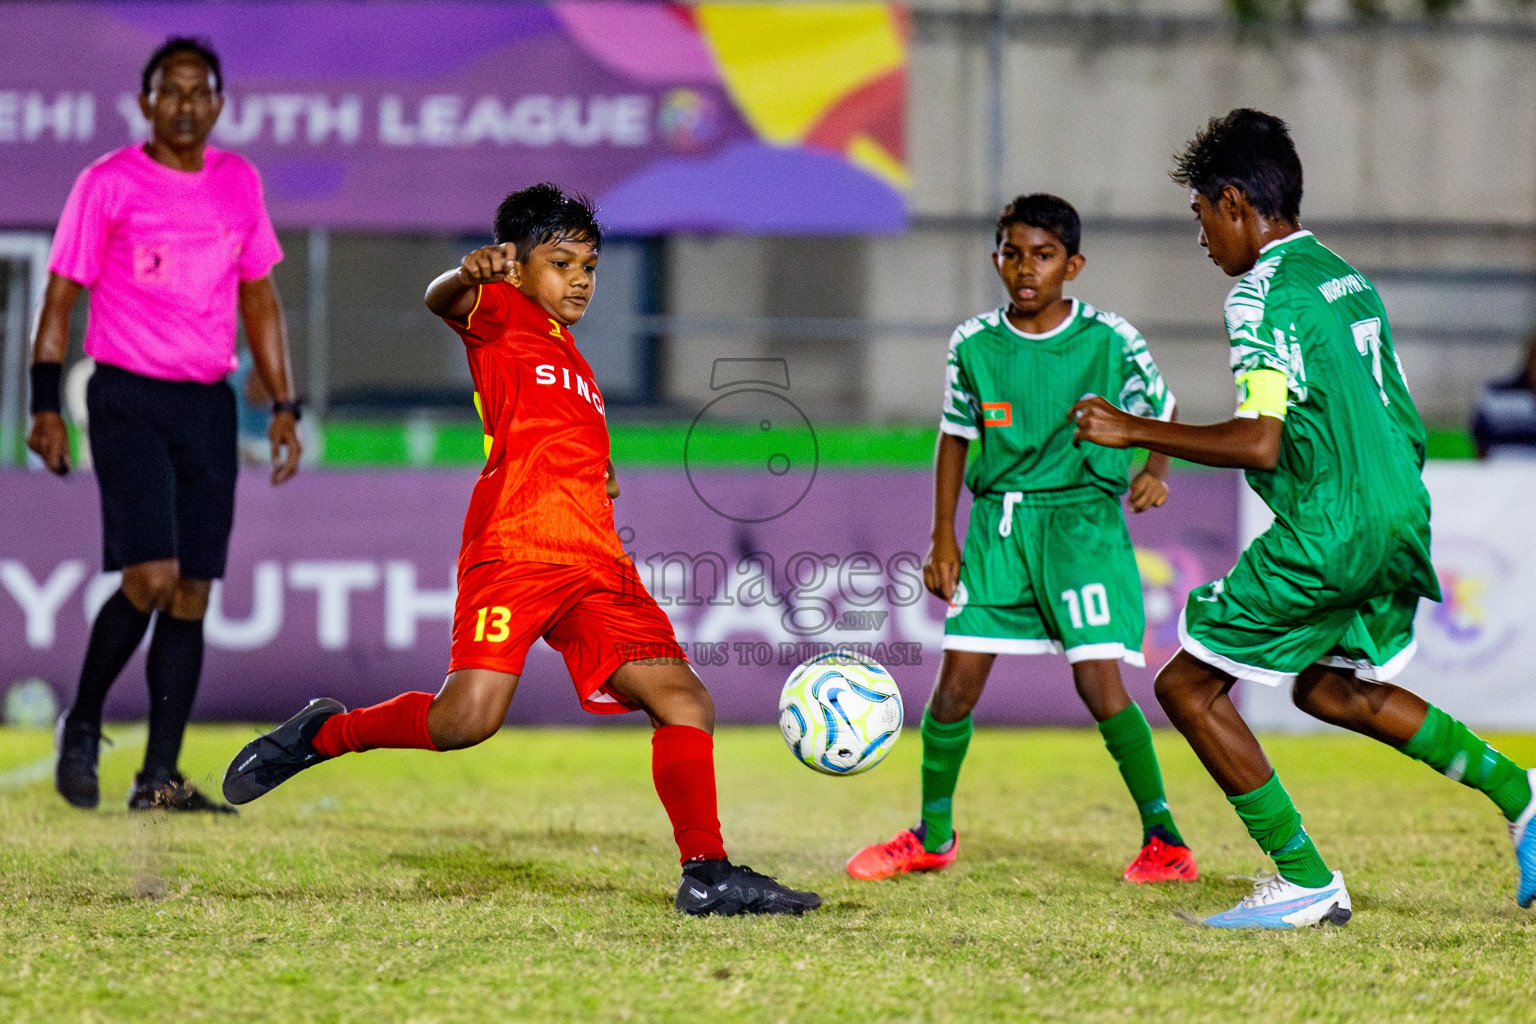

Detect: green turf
[316,420,1481,468]
[8,411,1485,469]
[1,725,1533,1023]
[318,420,946,468]
[30,419,1476,469]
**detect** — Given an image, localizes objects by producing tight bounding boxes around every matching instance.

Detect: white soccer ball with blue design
[778,652,903,775]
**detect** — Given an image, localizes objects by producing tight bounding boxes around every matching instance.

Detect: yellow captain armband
[1235,369,1289,419]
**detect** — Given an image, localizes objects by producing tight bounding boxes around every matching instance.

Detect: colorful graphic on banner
[0,2,909,233]
[0,468,1239,727]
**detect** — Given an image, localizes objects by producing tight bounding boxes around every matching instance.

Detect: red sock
[312,691,438,758]
[651,725,728,865]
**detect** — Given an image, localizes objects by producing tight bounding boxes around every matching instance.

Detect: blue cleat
[1203,870,1352,929]
[1510,768,1536,909]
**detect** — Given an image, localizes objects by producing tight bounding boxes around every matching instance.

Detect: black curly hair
[995,193,1081,257]
[493,183,602,261]
[1171,109,1303,223]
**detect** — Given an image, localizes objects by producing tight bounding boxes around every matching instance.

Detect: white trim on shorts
[1179,608,1420,688]
[1316,639,1417,682]
[1066,642,1146,667]
[942,635,1062,656]
[1177,608,1297,688]
[943,635,1145,666]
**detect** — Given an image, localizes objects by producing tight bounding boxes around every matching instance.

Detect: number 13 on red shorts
[474,605,512,643]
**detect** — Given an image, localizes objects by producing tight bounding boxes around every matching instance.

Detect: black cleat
[675,859,822,916]
[55,716,107,809]
[222,698,345,805]
[128,770,237,814]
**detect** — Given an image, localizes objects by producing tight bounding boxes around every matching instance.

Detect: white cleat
[1203,870,1352,929]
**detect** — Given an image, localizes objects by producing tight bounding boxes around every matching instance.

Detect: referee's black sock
[65,590,152,727]
[142,614,205,781]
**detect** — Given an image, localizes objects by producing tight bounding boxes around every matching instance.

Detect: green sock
[1402,705,1532,821]
[1097,703,1183,846]
[919,710,972,853]
[1228,773,1333,888]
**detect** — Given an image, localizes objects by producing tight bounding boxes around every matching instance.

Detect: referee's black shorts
[86,362,239,580]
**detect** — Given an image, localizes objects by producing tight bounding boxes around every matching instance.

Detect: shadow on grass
[393,849,614,899]
[332,818,660,860]
[959,834,1125,887]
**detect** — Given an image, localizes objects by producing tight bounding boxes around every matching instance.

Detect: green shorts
[944,490,1145,666]
[1180,520,1423,687]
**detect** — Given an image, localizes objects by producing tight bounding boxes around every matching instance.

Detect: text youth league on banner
[0,2,909,233]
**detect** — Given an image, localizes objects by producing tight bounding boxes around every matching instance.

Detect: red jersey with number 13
[443,282,624,572]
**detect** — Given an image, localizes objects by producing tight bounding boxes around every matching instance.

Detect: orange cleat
[846,827,958,880]
[1122,833,1198,883]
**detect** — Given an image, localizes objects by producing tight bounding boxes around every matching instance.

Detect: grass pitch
[1,724,1533,1023]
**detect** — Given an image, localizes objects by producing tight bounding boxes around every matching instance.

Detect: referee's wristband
[271,399,303,421]
[29,362,62,416]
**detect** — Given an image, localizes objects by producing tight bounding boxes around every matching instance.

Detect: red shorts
[449,559,687,714]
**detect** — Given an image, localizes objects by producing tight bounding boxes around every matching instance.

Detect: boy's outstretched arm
[425,244,514,319]
[923,431,969,601]
[1070,395,1281,471]
[606,459,619,499]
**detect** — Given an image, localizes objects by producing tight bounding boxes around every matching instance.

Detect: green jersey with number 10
[1224,229,1439,601]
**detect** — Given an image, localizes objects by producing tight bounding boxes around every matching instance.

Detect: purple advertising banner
[0,2,910,233]
[0,467,1240,727]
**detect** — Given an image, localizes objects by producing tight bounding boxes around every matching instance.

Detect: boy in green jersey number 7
[847,195,1198,886]
[1072,109,1536,929]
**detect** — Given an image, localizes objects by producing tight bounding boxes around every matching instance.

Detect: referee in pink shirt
[27,38,301,812]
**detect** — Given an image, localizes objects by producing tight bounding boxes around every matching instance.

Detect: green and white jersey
[1223,229,1438,599]
[941,299,1175,498]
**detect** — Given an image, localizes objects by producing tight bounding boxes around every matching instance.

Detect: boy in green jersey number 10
[847,195,1198,886]
[1073,109,1536,929]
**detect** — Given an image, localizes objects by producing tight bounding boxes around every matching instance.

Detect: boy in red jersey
[223,184,820,917]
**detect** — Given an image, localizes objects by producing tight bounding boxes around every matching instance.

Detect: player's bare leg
[1293,664,1536,907]
[605,657,714,732]
[1289,665,1424,744]
[1153,652,1272,795]
[927,649,993,724]
[1156,651,1348,926]
[847,650,992,880]
[606,657,820,915]
[425,669,521,749]
[1075,658,1195,881]
[1070,658,1130,720]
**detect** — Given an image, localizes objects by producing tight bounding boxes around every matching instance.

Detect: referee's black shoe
[128,770,237,814]
[55,716,106,809]
[222,698,345,805]
[675,858,822,916]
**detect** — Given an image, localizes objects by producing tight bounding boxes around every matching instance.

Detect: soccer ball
[778,651,903,775]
